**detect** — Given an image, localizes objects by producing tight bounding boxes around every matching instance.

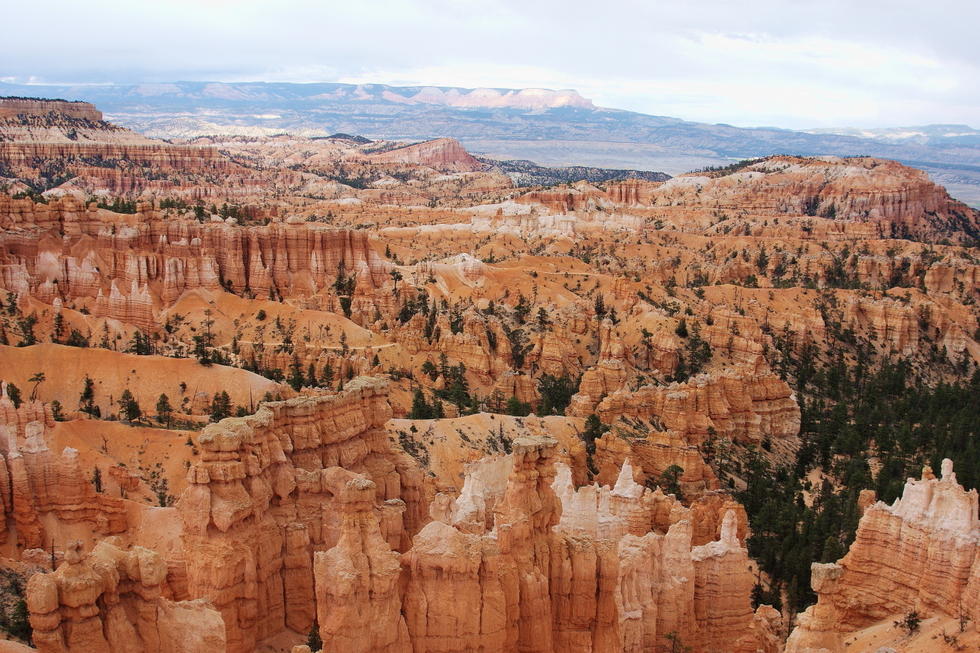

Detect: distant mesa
[367,137,485,172]
[0,97,103,121]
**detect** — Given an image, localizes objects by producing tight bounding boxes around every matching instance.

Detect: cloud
[5,0,978,128]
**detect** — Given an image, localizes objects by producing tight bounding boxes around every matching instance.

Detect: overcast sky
[3,0,978,129]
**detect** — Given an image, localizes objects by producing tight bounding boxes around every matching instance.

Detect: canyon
[0,96,976,652]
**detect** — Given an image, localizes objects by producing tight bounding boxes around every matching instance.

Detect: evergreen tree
[6,382,22,409]
[118,389,141,423]
[288,355,305,391]
[505,395,531,417]
[674,318,688,338]
[661,464,685,499]
[321,361,335,387]
[28,371,45,401]
[409,389,434,419]
[306,622,322,651]
[65,329,89,347]
[210,391,232,422]
[79,375,99,417]
[156,393,174,428]
[52,312,65,343]
[537,374,577,415]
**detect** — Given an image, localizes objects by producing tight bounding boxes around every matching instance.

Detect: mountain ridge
[2,80,979,206]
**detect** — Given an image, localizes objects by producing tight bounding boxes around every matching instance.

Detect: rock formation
[786,459,980,652]
[177,377,426,652]
[592,360,800,445]
[2,98,978,653]
[27,540,225,653]
[0,393,128,549]
[398,443,777,653]
[367,138,484,172]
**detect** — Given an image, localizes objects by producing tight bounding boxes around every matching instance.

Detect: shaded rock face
[786,459,980,653]
[26,540,225,653]
[176,377,426,653]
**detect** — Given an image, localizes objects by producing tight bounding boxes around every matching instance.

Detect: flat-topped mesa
[0,97,103,121]
[177,377,426,653]
[26,540,225,653]
[0,100,256,194]
[786,459,980,652]
[515,155,980,243]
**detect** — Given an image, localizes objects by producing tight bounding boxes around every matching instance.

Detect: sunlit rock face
[786,459,980,653]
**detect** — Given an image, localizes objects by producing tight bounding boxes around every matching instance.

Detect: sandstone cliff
[27,540,224,653]
[786,459,980,653]
[176,377,426,652]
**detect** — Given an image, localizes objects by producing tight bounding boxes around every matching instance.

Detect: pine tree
[6,382,22,409]
[322,361,335,387]
[118,389,141,423]
[306,622,322,651]
[28,371,45,401]
[661,465,685,499]
[506,395,531,417]
[79,375,99,417]
[409,389,433,419]
[52,312,65,343]
[288,355,305,391]
[210,391,232,422]
[156,394,174,428]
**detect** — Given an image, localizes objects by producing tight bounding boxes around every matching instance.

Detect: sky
[3,0,978,130]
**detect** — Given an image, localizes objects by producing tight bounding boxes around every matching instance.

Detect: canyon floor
[0,97,977,653]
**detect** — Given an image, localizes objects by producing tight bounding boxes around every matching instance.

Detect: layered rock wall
[593,360,800,445]
[176,377,425,653]
[0,199,396,326]
[0,98,104,121]
[0,389,128,549]
[786,459,980,652]
[26,540,225,653]
[396,442,776,653]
